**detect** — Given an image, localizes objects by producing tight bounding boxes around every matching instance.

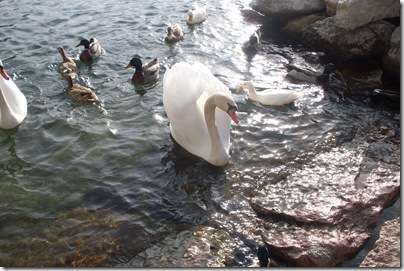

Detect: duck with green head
[75,37,102,62]
[125,56,160,85]
[285,63,343,84]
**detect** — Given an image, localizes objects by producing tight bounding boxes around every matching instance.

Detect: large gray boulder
[301,17,395,61]
[382,26,401,82]
[334,0,400,30]
[250,0,325,21]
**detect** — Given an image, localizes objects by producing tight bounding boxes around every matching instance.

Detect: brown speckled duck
[125,57,160,85]
[65,75,98,102]
[75,37,102,62]
[57,47,78,80]
[164,24,184,43]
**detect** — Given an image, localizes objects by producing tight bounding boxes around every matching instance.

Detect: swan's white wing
[162,61,233,162]
[163,62,211,158]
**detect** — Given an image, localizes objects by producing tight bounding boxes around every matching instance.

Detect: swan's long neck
[204,95,228,165]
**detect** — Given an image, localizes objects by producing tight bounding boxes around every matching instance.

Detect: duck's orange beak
[124,63,132,69]
[188,15,193,22]
[236,86,244,92]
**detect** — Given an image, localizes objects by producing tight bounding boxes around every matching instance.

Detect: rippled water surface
[0,0,400,267]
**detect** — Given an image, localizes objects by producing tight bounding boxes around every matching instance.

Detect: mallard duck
[163,62,239,167]
[164,24,184,43]
[0,59,27,129]
[284,63,341,84]
[236,81,299,106]
[241,31,261,53]
[186,5,208,25]
[125,57,160,85]
[57,47,78,80]
[75,37,102,62]
[65,75,98,102]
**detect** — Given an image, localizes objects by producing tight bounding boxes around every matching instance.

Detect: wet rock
[382,26,400,82]
[334,0,400,30]
[301,17,395,61]
[248,121,400,266]
[360,217,400,267]
[250,0,326,22]
[325,0,338,16]
[337,59,383,98]
[181,226,236,267]
[283,13,327,40]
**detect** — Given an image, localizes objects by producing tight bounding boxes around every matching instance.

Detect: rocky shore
[251,0,400,106]
[247,0,401,267]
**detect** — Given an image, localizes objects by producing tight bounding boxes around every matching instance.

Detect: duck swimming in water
[186,5,208,25]
[241,30,261,54]
[164,24,184,43]
[236,81,299,106]
[125,57,160,85]
[75,37,102,62]
[65,74,98,102]
[57,47,78,80]
[284,63,342,84]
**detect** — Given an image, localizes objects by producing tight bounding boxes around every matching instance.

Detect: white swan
[236,81,299,106]
[0,59,27,129]
[163,62,239,167]
[186,5,208,25]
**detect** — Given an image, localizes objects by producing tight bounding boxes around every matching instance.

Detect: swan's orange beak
[227,108,239,124]
[188,15,193,22]
[0,67,10,80]
[236,86,243,92]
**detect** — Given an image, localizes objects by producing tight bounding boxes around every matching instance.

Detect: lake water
[0,0,400,267]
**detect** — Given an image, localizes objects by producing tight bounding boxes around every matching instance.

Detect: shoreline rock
[360,217,400,267]
[252,0,400,100]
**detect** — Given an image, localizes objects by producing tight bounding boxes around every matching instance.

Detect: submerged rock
[360,217,400,267]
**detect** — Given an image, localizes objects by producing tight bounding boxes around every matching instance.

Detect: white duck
[0,59,27,130]
[163,62,239,167]
[236,81,299,106]
[186,5,208,25]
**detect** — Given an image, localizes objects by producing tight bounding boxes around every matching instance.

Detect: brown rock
[249,121,400,266]
[360,217,400,267]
